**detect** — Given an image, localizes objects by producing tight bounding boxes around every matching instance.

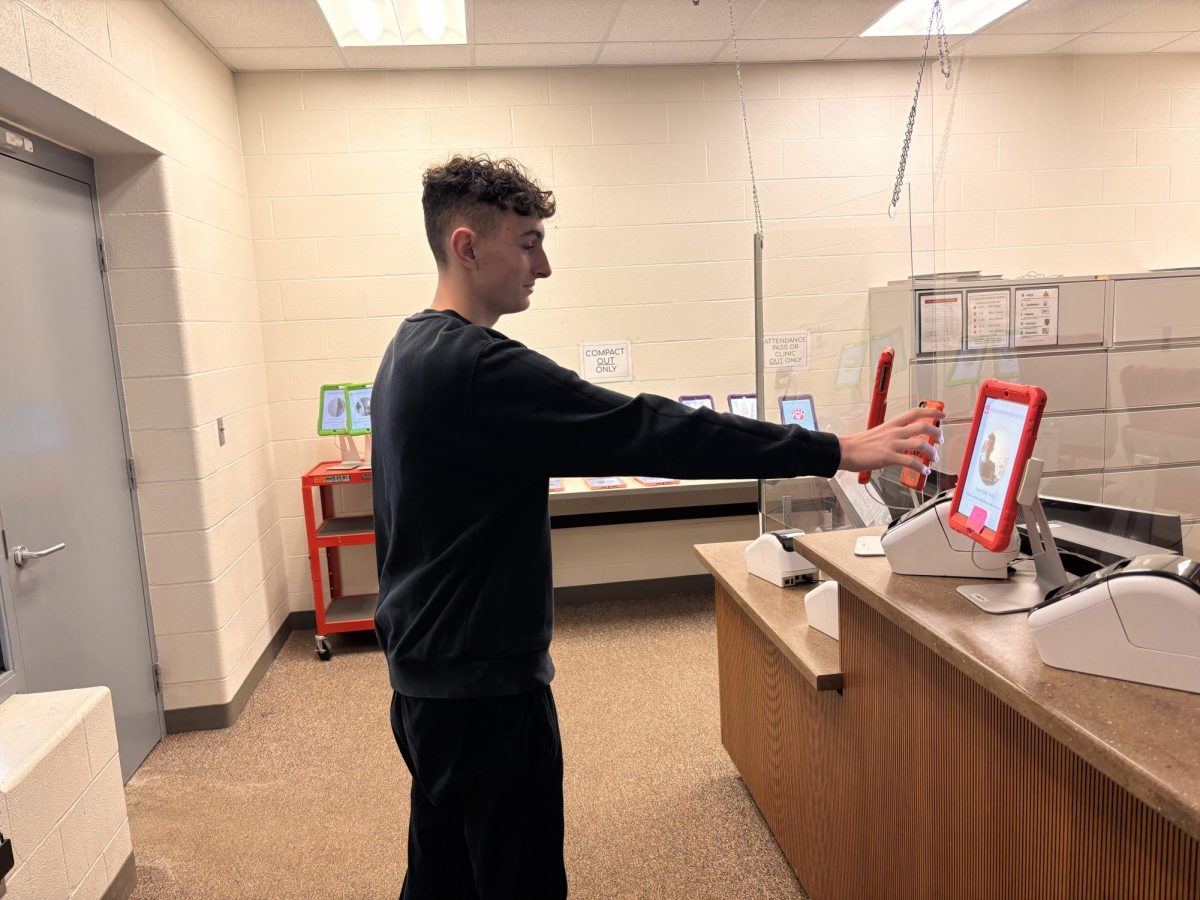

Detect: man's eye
[522,244,535,251]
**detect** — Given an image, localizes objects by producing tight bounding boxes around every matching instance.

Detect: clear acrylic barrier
[897,53,1198,562]
[757,51,1200,563]
[756,181,920,534]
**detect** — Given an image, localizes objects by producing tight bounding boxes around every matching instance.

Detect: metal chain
[889,0,952,217]
[728,0,764,238]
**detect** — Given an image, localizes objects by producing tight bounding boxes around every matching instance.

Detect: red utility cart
[301,461,377,660]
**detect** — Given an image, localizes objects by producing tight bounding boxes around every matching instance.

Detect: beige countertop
[794,527,1200,845]
[694,540,842,692]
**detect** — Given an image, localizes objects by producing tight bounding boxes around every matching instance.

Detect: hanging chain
[889,0,952,217]
[728,0,764,238]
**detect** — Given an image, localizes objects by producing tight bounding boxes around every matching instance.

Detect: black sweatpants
[390,686,568,900]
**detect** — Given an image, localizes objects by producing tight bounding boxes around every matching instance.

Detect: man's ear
[449,227,478,270]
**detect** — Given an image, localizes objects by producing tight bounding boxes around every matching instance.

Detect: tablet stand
[332,434,361,469]
[956,458,1069,614]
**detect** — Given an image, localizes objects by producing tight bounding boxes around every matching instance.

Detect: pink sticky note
[968,505,987,532]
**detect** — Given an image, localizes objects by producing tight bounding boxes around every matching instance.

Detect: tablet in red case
[859,346,894,484]
[947,380,1047,552]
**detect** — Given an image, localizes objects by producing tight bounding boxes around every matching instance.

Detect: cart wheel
[315,636,333,661]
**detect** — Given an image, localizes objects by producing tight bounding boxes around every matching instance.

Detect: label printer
[745,529,818,587]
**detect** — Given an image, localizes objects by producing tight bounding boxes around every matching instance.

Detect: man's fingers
[890,406,947,427]
[900,420,943,442]
[897,452,928,473]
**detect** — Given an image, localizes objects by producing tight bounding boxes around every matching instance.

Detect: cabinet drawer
[1113,276,1200,344]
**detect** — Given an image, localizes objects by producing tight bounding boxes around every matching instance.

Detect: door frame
[0,504,26,703]
[0,120,165,736]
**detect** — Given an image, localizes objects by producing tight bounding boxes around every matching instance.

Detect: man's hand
[838,406,945,475]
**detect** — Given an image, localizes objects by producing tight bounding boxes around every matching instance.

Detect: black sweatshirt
[372,309,841,699]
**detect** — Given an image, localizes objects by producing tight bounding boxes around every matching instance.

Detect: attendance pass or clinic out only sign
[580,341,632,383]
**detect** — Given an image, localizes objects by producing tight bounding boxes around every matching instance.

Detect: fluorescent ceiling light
[861,0,1029,37]
[314,0,467,46]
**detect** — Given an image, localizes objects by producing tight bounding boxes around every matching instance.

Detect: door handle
[12,542,66,568]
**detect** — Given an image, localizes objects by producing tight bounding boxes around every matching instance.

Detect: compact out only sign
[580,341,632,383]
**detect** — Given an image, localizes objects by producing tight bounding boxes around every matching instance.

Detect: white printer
[881,490,1018,579]
[1029,553,1200,694]
[745,529,818,588]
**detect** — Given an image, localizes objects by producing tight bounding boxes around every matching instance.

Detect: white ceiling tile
[219,47,346,71]
[598,41,723,66]
[740,0,896,40]
[341,44,473,68]
[1098,0,1200,33]
[1054,32,1190,53]
[956,33,1079,56]
[1154,32,1200,52]
[473,43,601,67]
[607,0,762,42]
[162,0,335,48]
[982,0,1151,35]
[472,0,623,44]
[825,36,932,60]
[712,38,846,63]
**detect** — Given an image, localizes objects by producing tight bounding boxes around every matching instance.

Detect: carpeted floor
[125,592,808,899]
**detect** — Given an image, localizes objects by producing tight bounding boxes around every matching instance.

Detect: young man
[372,155,942,899]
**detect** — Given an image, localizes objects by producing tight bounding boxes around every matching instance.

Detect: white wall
[0,0,283,714]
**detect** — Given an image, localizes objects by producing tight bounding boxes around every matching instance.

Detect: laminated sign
[763,331,810,370]
[580,341,632,383]
[1015,287,1059,347]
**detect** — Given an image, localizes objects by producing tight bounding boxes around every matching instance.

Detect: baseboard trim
[102,851,136,900]
[553,574,713,604]
[164,611,311,734]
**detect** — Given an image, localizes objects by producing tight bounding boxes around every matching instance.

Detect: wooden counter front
[695,532,1200,900]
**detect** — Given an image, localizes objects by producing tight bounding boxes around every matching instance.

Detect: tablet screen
[728,394,757,418]
[584,476,625,490]
[679,395,714,410]
[319,385,348,435]
[346,384,373,434]
[779,396,818,431]
[957,396,1026,534]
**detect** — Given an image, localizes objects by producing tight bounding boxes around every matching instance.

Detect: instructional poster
[966,289,1011,350]
[1015,286,1059,347]
[918,292,963,354]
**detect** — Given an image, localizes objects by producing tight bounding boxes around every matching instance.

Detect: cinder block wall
[0,688,131,899]
[0,0,282,714]
[239,54,1200,613]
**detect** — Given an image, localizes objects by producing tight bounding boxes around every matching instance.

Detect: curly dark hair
[421,155,556,267]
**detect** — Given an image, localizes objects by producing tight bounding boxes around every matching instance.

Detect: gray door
[0,148,162,781]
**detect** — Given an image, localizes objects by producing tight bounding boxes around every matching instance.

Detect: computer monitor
[728,393,757,418]
[346,383,373,435]
[778,394,819,431]
[678,394,715,410]
[317,384,350,436]
[948,380,1047,552]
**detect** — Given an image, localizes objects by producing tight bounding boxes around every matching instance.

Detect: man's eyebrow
[519,229,544,240]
